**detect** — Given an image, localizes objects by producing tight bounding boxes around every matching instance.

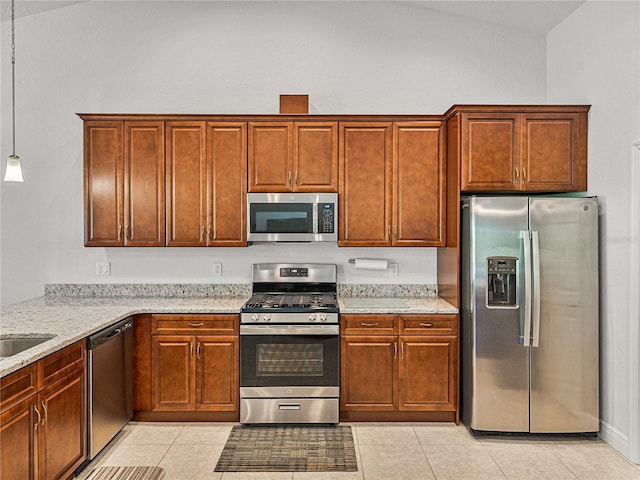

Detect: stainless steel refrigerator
[461,196,599,433]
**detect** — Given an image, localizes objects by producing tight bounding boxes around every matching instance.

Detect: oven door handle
[240,325,339,336]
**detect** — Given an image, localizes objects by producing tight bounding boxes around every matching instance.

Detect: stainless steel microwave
[247,193,338,242]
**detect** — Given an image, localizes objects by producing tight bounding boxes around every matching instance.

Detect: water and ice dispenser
[487,257,517,307]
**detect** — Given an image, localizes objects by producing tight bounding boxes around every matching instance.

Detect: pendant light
[4,0,23,182]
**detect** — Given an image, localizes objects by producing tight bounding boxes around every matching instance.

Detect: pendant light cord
[10,0,16,157]
[11,0,16,157]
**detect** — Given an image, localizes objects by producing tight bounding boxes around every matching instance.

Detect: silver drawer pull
[419,322,434,327]
[187,323,205,327]
[278,404,301,410]
[361,322,379,327]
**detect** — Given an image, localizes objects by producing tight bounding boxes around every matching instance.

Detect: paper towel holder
[349,258,387,265]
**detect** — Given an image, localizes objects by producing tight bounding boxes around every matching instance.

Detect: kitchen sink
[0,335,56,359]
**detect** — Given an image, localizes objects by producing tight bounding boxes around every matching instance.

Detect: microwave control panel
[318,204,335,233]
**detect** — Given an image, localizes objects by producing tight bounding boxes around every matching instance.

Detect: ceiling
[1,0,584,34]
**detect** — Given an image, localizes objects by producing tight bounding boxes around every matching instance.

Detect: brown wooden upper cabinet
[248,122,338,192]
[453,106,589,192]
[339,122,445,247]
[84,120,165,246]
[166,122,247,247]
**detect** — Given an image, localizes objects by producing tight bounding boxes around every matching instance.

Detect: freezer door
[462,197,530,432]
[529,197,599,433]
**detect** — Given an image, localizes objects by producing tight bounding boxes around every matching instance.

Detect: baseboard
[599,419,630,457]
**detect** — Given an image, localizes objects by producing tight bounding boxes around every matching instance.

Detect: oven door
[240,324,339,395]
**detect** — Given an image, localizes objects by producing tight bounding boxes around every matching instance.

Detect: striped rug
[215,425,358,472]
[84,466,165,480]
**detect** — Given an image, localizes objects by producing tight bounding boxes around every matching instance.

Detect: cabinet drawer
[39,341,86,388]
[400,315,457,335]
[341,315,398,335]
[152,314,238,335]
[0,363,38,413]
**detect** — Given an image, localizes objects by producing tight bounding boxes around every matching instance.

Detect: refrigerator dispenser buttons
[487,257,517,307]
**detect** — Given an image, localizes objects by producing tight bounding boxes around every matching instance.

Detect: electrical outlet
[389,263,399,276]
[95,262,111,276]
[213,262,222,276]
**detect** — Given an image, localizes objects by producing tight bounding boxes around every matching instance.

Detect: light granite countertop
[338,296,458,314]
[1,293,458,378]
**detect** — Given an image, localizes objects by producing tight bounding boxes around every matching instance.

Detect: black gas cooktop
[242,292,338,313]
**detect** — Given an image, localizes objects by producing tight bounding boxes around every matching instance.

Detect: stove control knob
[308,314,317,322]
[251,314,259,322]
[319,313,327,322]
[263,314,271,322]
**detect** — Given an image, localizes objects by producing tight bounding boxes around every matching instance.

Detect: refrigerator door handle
[520,230,532,346]
[531,230,541,348]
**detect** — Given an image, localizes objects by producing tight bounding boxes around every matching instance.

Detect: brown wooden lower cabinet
[0,396,38,480]
[38,368,86,480]
[134,314,240,421]
[0,341,87,480]
[340,313,459,423]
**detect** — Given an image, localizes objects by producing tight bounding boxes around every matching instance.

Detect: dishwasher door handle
[106,328,121,339]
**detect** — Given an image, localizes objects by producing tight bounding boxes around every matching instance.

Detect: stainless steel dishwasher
[87,317,133,460]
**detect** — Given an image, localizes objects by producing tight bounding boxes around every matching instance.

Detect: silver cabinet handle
[187,323,204,327]
[523,167,527,184]
[393,342,398,360]
[190,342,194,359]
[515,167,519,184]
[287,170,292,187]
[419,322,433,327]
[360,322,379,327]
[40,401,47,426]
[34,406,41,431]
[118,224,122,241]
[386,225,391,241]
[196,342,202,360]
[401,342,405,359]
[279,403,301,410]
[394,225,398,240]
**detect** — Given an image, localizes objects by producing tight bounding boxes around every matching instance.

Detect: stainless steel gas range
[239,263,339,424]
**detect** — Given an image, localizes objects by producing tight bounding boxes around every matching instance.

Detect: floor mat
[84,466,165,480]
[214,425,358,472]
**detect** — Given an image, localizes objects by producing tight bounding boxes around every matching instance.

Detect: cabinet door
[460,113,519,191]
[84,121,124,246]
[293,122,338,192]
[248,122,292,192]
[124,121,165,246]
[393,122,445,246]
[340,336,397,411]
[521,112,586,192]
[166,122,207,246]
[207,123,247,246]
[0,397,38,480]
[38,368,86,480]
[339,123,392,246]
[399,337,457,411]
[195,336,239,412]
[151,336,195,411]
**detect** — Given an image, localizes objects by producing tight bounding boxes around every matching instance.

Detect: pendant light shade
[4,155,23,182]
[4,0,24,183]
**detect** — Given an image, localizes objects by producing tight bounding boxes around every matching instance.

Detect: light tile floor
[76,422,640,480]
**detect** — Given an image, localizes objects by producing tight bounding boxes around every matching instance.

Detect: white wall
[0,1,546,306]
[547,1,640,462]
